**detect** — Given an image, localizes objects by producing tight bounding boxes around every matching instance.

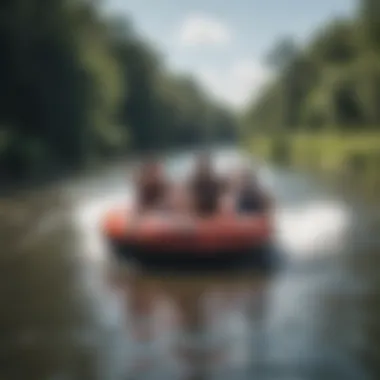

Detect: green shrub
[271,138,291,164]
[245,132,380,189]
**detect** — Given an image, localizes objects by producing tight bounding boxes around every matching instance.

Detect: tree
[0,0,239,183]
[244,3,380,133]
[265,36,299,71]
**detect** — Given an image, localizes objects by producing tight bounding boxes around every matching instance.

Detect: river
[0,149,377,380]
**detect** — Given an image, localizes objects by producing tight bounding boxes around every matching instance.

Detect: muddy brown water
[0,149,379,380]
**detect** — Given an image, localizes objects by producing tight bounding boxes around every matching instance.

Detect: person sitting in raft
[187,153,227,217]
[134,159,169,214]
[235,167,273,215]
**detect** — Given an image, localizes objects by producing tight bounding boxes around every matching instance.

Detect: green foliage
[266,36,299,70]
[243,0,380,199]
[244,0,380,134]
[0,0,238,183]
[247,131,380,199]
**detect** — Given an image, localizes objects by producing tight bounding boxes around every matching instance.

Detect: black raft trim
[107,238,279,274]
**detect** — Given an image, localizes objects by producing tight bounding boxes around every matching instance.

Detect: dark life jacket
[237,187,266,213]
[189,175,225,216]
[138,179,168,209]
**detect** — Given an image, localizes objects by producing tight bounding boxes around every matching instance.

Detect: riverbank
[245,132,380,203]
[0,157,125,199]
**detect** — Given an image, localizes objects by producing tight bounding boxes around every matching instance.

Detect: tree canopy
[244,0,380,134]
[0,0,238,182]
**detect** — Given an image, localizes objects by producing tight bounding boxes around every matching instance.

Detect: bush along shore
[245,132,380,201]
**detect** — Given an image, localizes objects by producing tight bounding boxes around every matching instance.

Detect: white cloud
[178,14,232,47]
[196,60,272,109]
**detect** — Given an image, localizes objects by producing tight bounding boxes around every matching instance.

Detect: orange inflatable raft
[101,207,273,269]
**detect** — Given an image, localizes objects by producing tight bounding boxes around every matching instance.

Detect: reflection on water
[0,151,375,380]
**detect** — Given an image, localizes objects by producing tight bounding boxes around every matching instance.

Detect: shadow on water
[0,150,377,380]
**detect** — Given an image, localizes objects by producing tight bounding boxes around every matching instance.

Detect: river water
[0,149,378,380]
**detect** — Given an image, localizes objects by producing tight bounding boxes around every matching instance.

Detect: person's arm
[184,177,197,215]
[132,168,143,211]
[218,176,235,214]
[220,192,236,215]
[174,183,192,213]
[260,190,275,218]
[219,176,230,194]
[157,181,175,211]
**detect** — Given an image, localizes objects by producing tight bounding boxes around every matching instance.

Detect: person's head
[138,158,164,181]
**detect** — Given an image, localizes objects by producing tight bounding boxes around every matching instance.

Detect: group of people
[134,153,272,218]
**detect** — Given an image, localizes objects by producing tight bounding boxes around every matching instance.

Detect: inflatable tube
[101,207,274,269]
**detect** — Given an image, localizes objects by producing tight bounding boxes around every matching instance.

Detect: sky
[104,0,357,109]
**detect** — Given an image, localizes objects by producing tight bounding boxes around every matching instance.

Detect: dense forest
[244,0,380,133]
[0,0,238,183]
[3,0,378,186]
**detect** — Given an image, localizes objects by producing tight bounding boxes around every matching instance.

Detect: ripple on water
[276,200,351,258]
